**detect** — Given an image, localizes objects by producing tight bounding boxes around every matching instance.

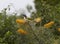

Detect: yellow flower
[57,28,60,32]
[17,29,27,35]
[44,21,54,28]
[16,19,26,24]
[34,17,42,23]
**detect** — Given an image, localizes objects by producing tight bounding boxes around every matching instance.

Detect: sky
[0,0,36,17]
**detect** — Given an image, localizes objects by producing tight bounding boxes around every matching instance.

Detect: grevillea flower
[44,21,54,28]
[17,29,27,35]
[16,19,26,24]
[57,28,60,32]
[34,17,42,23]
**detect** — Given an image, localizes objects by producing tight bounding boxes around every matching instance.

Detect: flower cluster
[57,28,60,32]
[44,21,54,28]
[16,19,26,24]
[34,17,42,23]
[17,29,27,35]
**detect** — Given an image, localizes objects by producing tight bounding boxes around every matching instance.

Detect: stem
[27,22,41,44]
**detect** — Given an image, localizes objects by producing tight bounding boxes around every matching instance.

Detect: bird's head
[22,14,27,18]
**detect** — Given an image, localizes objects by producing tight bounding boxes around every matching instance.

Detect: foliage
[0,0,60,44]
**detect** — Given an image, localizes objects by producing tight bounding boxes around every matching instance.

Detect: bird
[22,14,33,21]
[22,14,28,21]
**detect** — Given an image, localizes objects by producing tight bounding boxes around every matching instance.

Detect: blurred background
[0,0,60,44]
